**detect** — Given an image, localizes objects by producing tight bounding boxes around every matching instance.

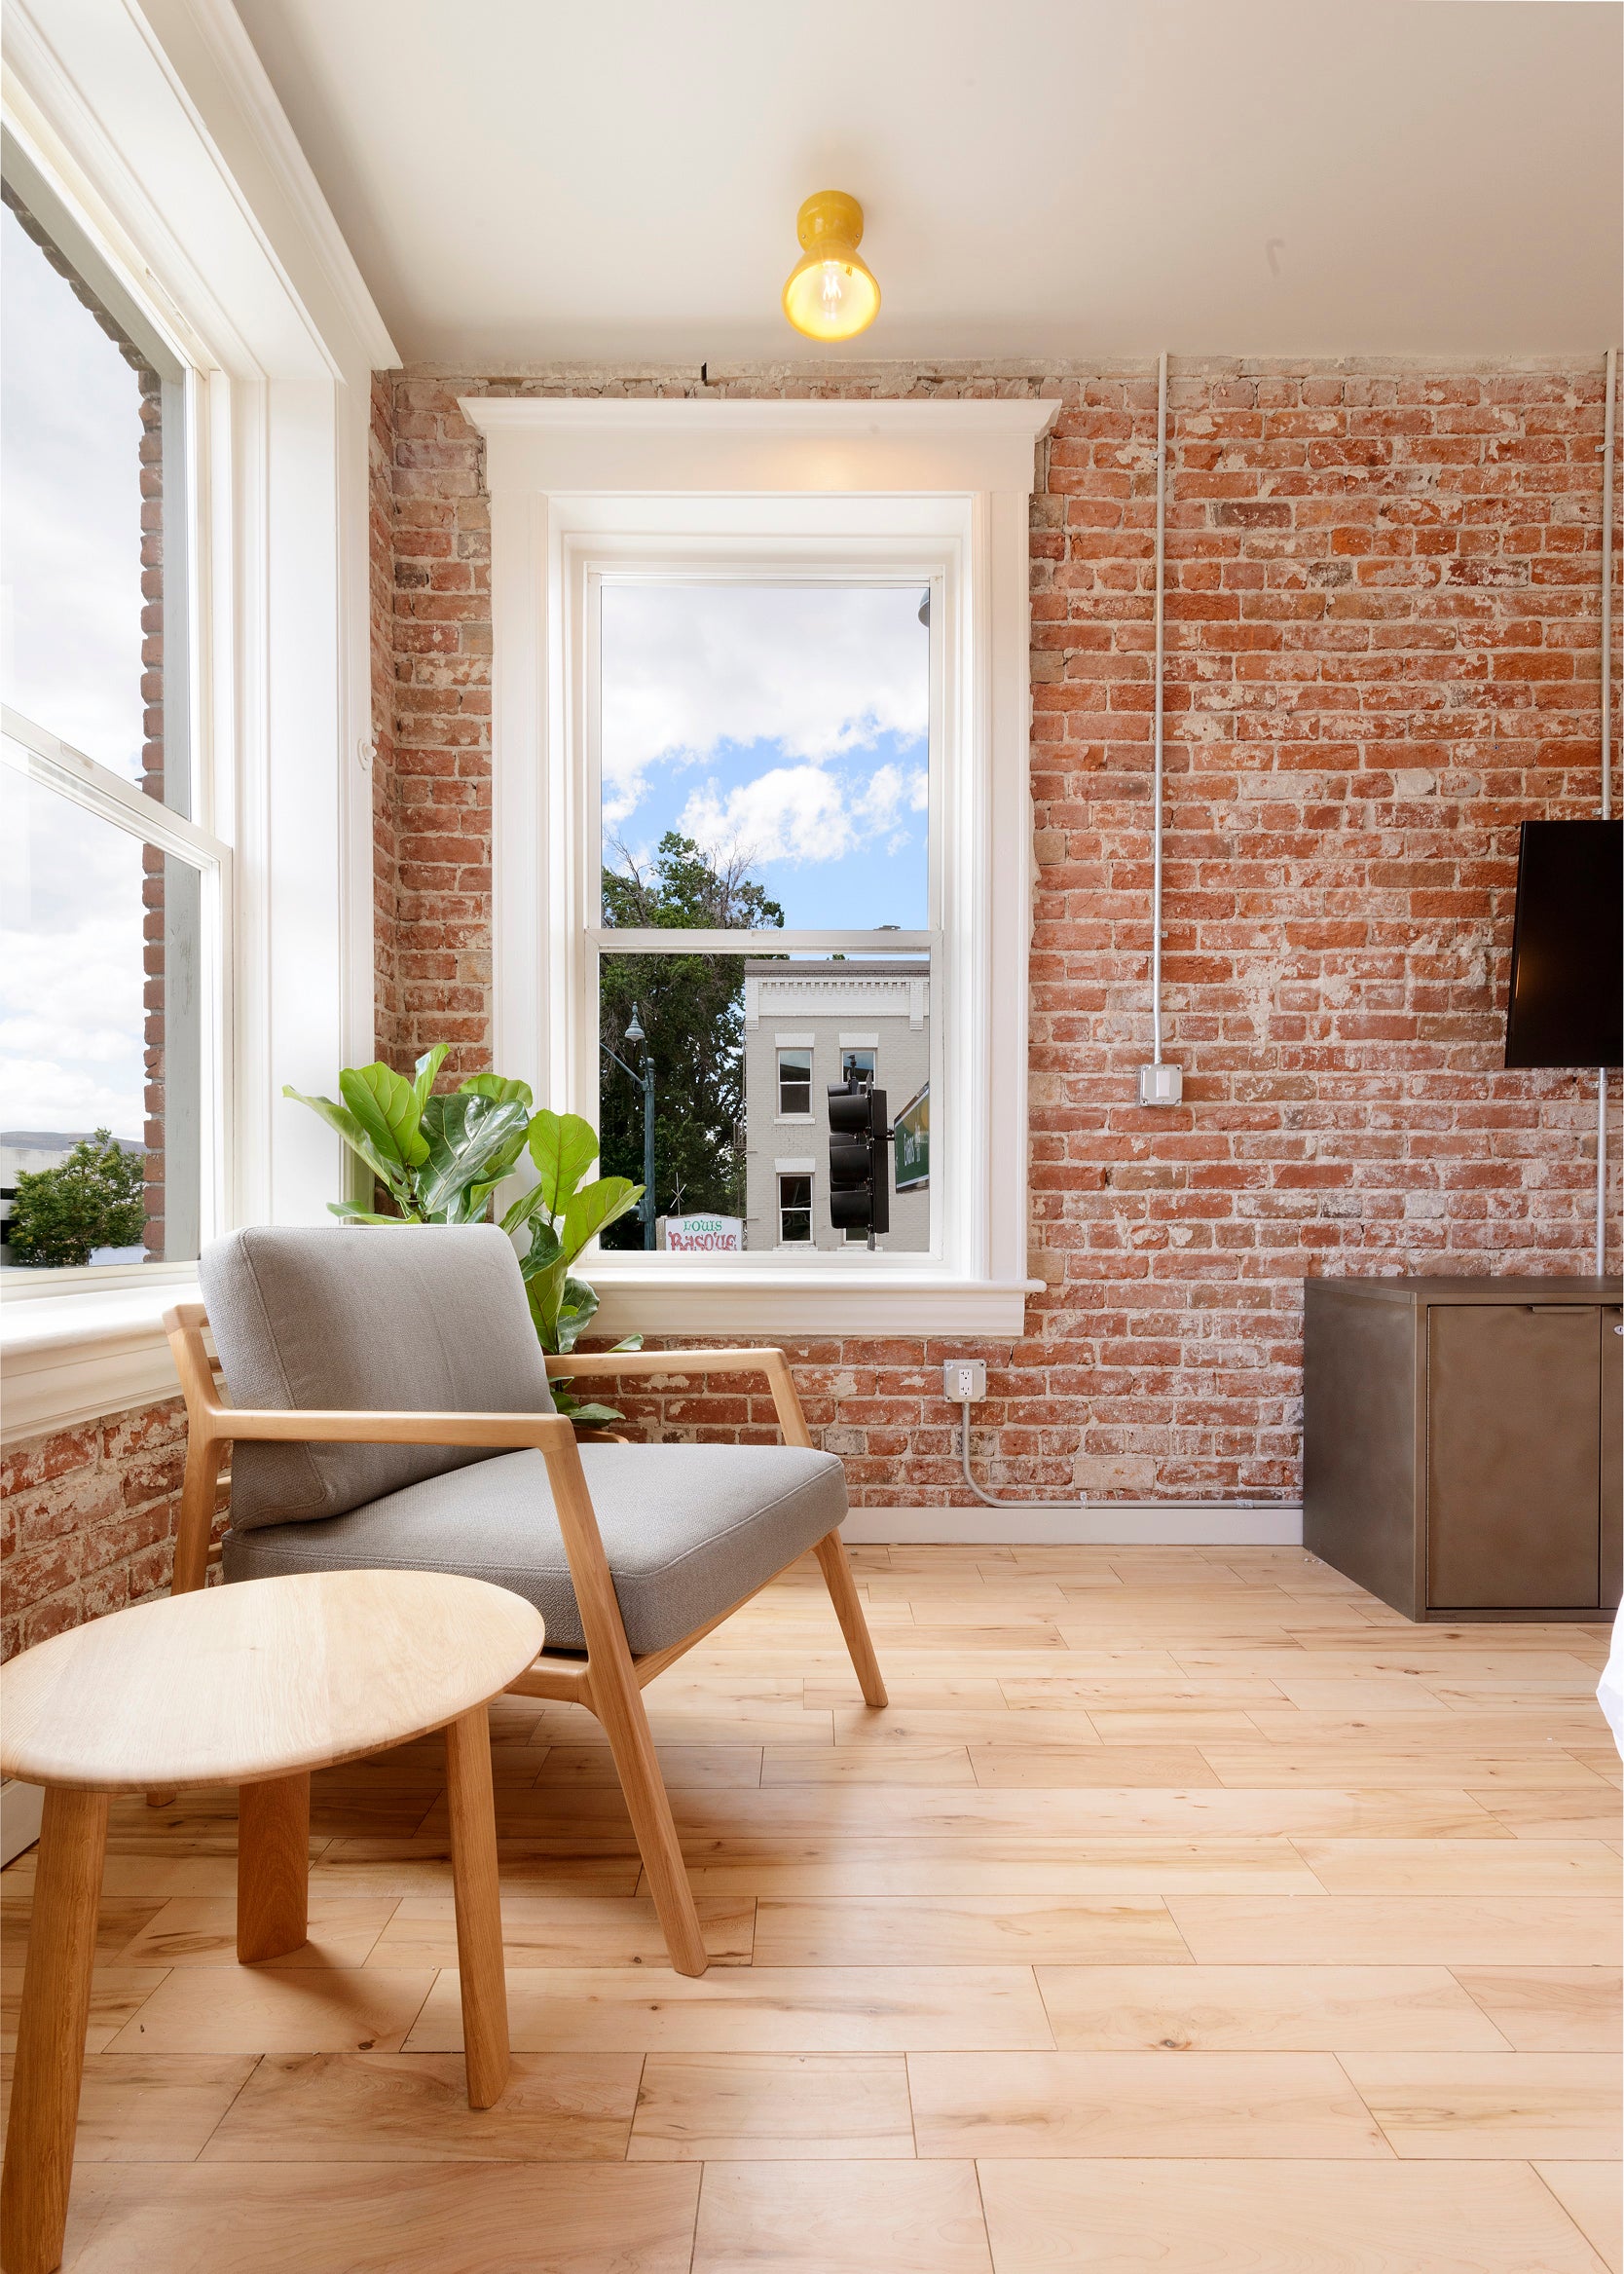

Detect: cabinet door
[1427,1305,1601,1610]
[1604,1309,1621,1612]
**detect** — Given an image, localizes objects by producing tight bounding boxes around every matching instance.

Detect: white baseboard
[1,1778,43,1867]
[840,1504,1305,1546]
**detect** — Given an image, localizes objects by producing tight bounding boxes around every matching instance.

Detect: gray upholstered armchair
[163,1224,886,1977]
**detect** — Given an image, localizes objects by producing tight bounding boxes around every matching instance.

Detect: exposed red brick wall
[1,1401,193,1659]
[370,372,407,1069]
[372,357,1618,1507]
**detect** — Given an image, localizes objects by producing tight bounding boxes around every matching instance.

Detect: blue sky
[601,581,931,930]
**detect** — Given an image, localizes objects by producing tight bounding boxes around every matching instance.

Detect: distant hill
[0,1133,144,1154]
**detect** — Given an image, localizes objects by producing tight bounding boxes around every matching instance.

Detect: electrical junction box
[1137,1062,1183,1106]
[943,1359,986,1403]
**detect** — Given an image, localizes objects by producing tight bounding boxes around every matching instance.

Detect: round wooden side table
[0,1569,544,2274]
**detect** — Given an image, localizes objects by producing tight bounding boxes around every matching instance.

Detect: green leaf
[560,1176,642,1267]
[518,1220,567,1347]
[409,1044,449,1122]
[554,1274,600,1355]
[498,1180,552,1238]
[527,1110,600,1216]
[418,1094,533,1219]
[460,1072,534,1111]
[339,1063,428,1171]
[282,1085,410,1202]
[326,1202,402,1224]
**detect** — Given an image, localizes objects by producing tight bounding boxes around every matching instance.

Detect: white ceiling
[233,0,1623,369]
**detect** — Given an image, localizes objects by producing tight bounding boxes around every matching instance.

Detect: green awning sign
[893,1081,929,1193]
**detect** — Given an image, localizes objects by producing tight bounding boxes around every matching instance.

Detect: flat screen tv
[1503,819,1623,1068]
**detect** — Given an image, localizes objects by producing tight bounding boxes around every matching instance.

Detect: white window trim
[0,0,395,1440]
[467,396,1053,1335]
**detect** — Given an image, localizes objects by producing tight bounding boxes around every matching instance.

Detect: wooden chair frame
[163,1306,886,1977]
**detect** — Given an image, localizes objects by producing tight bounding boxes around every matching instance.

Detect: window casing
[472,396,1052,1333]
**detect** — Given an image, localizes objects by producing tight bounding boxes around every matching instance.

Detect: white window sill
[0,1263,1041,1443]
[0,1279,200,1444]
[586,1265,1041,1337]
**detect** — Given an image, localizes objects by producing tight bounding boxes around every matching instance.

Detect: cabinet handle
[1529,1305,1594,1313]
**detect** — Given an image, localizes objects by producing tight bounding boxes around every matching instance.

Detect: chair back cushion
[200,1223,554,1530]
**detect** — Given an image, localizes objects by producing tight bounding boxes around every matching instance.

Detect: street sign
[657,1213,743,1252]
[893,1081,930,1192]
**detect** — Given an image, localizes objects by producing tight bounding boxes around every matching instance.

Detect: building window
[777,1048,813,1117]
[777,1174,813,1246]
[0,170,221,1278]
[840,1046,876,1087]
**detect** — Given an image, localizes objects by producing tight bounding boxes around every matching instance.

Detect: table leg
[445,1704,509,2108]
[1,1785,108,2274]
[237,1771,310,1963]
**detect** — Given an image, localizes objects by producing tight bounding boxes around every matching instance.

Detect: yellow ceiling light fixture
[782,190,880,343]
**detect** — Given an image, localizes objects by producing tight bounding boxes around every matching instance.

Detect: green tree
[7,1130,146,1268]
[599,833,784,1248]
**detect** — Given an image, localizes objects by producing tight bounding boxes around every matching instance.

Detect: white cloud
[679,759,929,869]
[0,782,146,1141]
[601,582,928,829]
[1,203,146,781]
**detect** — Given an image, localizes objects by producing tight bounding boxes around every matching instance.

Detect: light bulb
[782,192,880,343]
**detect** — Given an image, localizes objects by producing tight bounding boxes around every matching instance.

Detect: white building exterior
[742,959,930,1253]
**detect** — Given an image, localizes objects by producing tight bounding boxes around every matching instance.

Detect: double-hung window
[472,396,1052,1334]
[0,160,224,1283]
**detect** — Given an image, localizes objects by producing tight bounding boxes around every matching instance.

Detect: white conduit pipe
[958,352,1296,1519]
[1151,347,1168,1063]
[1599,346,1617,1279]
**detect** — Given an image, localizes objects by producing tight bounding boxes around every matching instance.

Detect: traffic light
[827,1078,890,1239]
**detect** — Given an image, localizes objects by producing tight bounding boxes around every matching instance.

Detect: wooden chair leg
[445,1704,510,2108]
[814,1529,888,1708]
[1,1785,109,2274]
[237,1771,310,1962]
[587,1659,709,1979]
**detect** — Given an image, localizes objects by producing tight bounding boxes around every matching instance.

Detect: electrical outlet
[942,1359,986,1403]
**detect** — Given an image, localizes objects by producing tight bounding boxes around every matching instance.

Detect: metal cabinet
[1304,1276,1623,1622]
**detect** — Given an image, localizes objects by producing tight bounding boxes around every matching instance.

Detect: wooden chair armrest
[544,1347,813,1449]
[220,1409,577,1452]
[545,1347,783,1379]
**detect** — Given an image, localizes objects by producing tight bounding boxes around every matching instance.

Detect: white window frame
[1,0,394,1437]
[469,395,1053,1335]
[776,1047,815,1123]
[776,1171,815,1249]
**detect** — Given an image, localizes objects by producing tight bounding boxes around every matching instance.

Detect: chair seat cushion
[220,1442,847,1656]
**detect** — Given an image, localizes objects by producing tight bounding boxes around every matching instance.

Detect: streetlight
[602,1005,656,1249]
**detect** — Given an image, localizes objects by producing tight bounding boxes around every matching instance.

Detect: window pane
[601,582,929,929]
[597,944,931,1255]
[0,765,201,1266]
[1,193,175,797]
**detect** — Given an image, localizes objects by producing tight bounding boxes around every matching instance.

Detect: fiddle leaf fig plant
[284,1055,645,1431]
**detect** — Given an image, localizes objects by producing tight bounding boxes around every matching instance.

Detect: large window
[594,578,935,1257]
[473,395,1049,1333]
[0,168,222,1278]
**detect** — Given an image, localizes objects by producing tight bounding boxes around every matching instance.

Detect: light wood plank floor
[2,1544,1618,2273]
